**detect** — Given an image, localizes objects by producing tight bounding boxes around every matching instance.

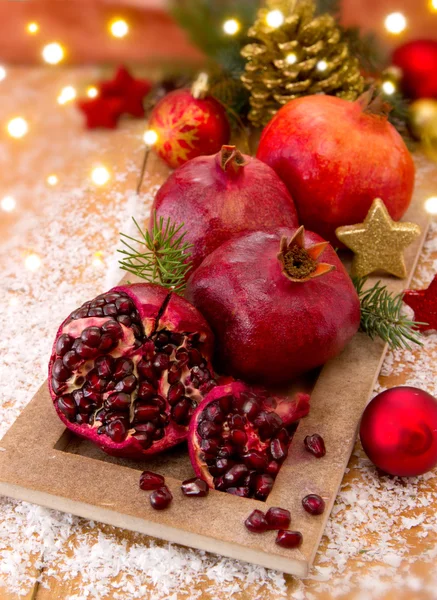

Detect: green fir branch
[118,215,193,294]
[353,277,425,350]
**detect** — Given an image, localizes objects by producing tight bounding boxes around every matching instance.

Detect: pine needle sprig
[118,214,193,294]
[353,277,425,350]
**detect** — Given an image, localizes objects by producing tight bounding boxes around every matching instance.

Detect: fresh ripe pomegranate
[48,283,216,458]
[185,227,360,385]
[151,145,299,275]
[256,94,415,246]
[148,89,230,169]
[188,381,310,500]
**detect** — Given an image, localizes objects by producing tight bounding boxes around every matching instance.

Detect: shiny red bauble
[393,40,437,100]
[256,95,415,246]
[360,387,437,477]
[148,89,230,169]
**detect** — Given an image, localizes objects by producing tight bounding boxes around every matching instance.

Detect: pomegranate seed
[153,353,170,371]
[276,530,303,549]
[115,374,137,393]
[105,392,131,410]
[171,398,191,425]
[302,494,325,515]
[101,320,123,338]
[243,451,268,472]
[241,398,260,421]
[56,334,74,356]
[203,402,225,424]
[81,326,101,348]
[231,429,247,446]
[218,395,233,414]
[75,342,96,359]
[266,461,280,476]
[57,395,76,419]
[134,403,161,422]
[188,348,203,367]
[137,381,156,400]
[227,486,250,497]
[197,420,221,439]
[139,471,165,490]
[150,485,173,510]
[137,359,157,383]
[51,378,66,394]
[200,438,219,457]
[181,477,209,497]
[95,355,114,378]
[167,382,184,405]
[106,419,127,443]
[265,507,291,530]
[211,457,233,475]
[277,428,290,445]
[245,510,269,533]
[118,315,132,327]
[217,443,234,458]
[229,414,245,429]
[63,350,81,370]
[103,303,118,317]
[304,434,326,458]
[99,335,117,352]
[115,297,133,313]
[253,473,274,501]
[224,464,248,486]
[270,438,288,461]
[113,357,134,380]
[167,366,182,384]
[52,359,71,382]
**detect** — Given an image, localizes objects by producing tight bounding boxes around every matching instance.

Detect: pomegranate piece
[265,507,291,530]
[302,494,325,516]
[276,530,303,549]
[244,510,269,533]
[181,477,209,497]
[139,471,165,491]
[304,434,326,458]
[150,485,173,510]
[188,381,310,501]
[48,283,215,459]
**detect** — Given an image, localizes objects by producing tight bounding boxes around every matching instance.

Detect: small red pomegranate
[48,283,215,458]
[256,94,415,245]
[152,145,299,274]
[188,381,310,500]
[185,227,360,385]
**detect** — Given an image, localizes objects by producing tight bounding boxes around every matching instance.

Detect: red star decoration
[403,274,437,332]
[99,66,152,118]
[77,97,124,129]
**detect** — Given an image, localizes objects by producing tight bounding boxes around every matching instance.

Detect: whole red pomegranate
[185,227,361,385]
[188,381,310,499]
[48,283,215,458]
[256,94,415,245]
[148,88,230,169]
[152,145,299,274]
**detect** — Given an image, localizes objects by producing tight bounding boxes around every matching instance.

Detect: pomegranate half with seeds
[188,382,310,500]
[48,283,215,458]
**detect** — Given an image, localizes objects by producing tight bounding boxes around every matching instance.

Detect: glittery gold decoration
[335,199,421,279]
[409,98,437,139]
[240,0,365,127]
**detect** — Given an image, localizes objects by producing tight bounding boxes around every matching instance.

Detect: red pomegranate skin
[152,146,299,274]
[256,95,415,246]
[148,89,230,169]
[185,228,361,385]
[48,283,215,459]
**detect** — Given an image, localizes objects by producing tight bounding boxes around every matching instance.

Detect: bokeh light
[317,60,328,72]
[143,129,158,146]
[223,19,240,35]
[91,166,111,186]
[42,42,65,65]
[0,66,6,82]
[87,86,99,98]
[7,117,28,139]
[382,80,396,95]
[266,9,284,28]
[27,22,39,34]
[286,53,297,65]
[57,85,77,105]
[384,12,407,34]
[110,19,129,38]
[47,174,59,186]
[1,196,16,212]
[25,253,42,271]
[425,196,437,215]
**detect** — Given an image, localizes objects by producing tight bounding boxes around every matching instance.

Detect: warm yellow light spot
[286,53,297,65]
[25,253,41,271]
[266,9,284,28]
[0,66,6,81]
[382,80,396,95]
[425,196,437,215]
[42,42,65,65]
[1,196,16,212]
[47,174,58,186]
[27,22,39,34]
[87,86,99,98]
[57,85,77,105]
[384,12,407,34]
[143,129,158,146]
[92,251,105,268]
[7,117,28,139]
[429,0,437,11]
[110,19,129,38]
[91,166,111,186]
[317,60,328,72]
[223,18,240,35]
[9,296,18,307]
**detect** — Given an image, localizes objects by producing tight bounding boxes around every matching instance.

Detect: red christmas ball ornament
[392,40,437,100]
[148,74,230,169]
[360,387,437,477]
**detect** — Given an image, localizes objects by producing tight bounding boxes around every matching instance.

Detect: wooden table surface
[1,67,437,600]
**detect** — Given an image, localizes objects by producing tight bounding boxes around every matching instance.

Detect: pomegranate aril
[76,412,91,424]
[231,429,247,446]
[52,359,71,382]
[134,403,161,422]
[203,402,224,424]
[217,443,234,458]
[243,451,268,472]
[223,463,248,486]
[227,486,250,497]
[167,365,182,385]
[277,428,291,445]
[253,474,274,501]
[115,374,137,394]
[150,485,173,510]
[171,398,191,425]
[302,494,325,515]
[56,334,74,356]
[188,348,203,367]
[162,344,175,355]
[175,348,189,363]
[88,307,104,317]
[114,357,134,380]
[99,335,117,352]
[276,530,303,549]
[153,428,165,440]
[154,332,169,346]
[75,342,96,359]
[270,438,288,461]
[105,392,131,410]
[106,419,127,443]
[241,398,260,421]
[139,470,165,490]
[304,434,326,458]
[138,381,156,400]
[81,326,101,348]
[265,507,291,530]
[218,395,233,414]
[197,420,221,439]
[87,369,107,392]
[266,461,280,476]
[95,355,114,378]
[101,320,123,338]
[170,332,183,346]
[229,414,245,429]
[151,395,166,411]
[245,510,269,533]
[181,477,209,497]
[137,359,157,383]
[117,315,132,327]
[132,433,153,448]
[62,350,81,370]
[167,382,184,406]
[115,296,133,313]
[51,378,66,394]
[103,303,118,317]
[57,395,76,420]
[153,353,169,371]
[213,476,228,491]
[104,411,129,424]
[82,386,100,403]
[200,438,219,457]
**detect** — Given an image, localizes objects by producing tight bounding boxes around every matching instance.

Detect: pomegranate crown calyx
[357,87,392,119]
[219,145,249,174]
[277,226,335,283]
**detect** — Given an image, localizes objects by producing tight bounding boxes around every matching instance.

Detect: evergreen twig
[353,277,425,350]
[118,215,193,294]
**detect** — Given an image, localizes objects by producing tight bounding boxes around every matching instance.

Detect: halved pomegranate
[48,283,215,458]
[188,382,310,500]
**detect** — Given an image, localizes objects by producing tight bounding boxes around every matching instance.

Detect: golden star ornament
[335,199,421,279]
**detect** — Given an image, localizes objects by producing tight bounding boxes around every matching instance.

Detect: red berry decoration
[256,94,415,246]
[99,65,152,118]
[48,283,215,459]
[150,485,173,510]
[276,530,303,549]
[188,381,310,500]
[302,494,325,515]
[403,275,437,332]
[265,507,291,530]
[393,40,437,100]
[304,434,326,458]
[152,144,298,274]
[245,510,269,533]
[186,226,360,385]
[360,387,437,477]
[148,75,230,169]
[181,477,209,497]
[139,471,165,491]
